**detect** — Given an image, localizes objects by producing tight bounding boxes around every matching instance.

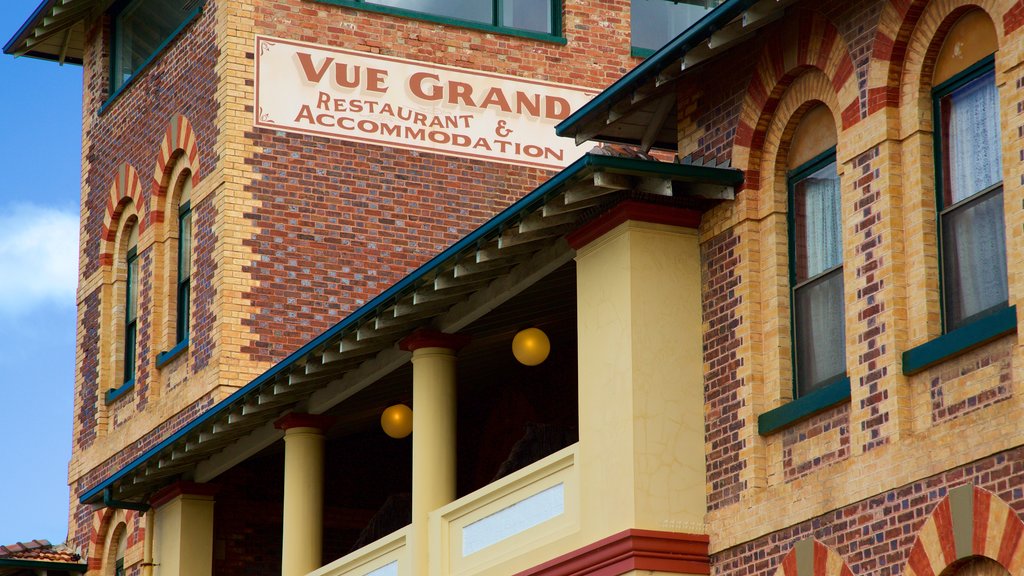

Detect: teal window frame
[787,147,847,398]
[930,54,1006,334]
[101,0,205,115]
[309,0,566,44]
[176,200,192,345]
[109,245,138,403]
[156,200,192,368]
[757,147,850,435]
[630,0,720,57]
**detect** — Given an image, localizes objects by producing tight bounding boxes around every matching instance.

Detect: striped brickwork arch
[906,485,1024,576]
[733,9,860,190]
[150,114,201,227]
[99,163,146,267]
[866,0,1006,117]
[773,539,855,576]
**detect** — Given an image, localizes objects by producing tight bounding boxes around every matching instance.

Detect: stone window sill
[156,339,189,368]
[902,305,1017,375]
[757,377,851,435]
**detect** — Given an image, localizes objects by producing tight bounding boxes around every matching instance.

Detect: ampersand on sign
[495,120,513,138]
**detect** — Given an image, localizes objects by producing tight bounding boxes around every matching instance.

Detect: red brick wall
[241,0,642,364]
[711,447,1024,576]
[702,229,746,511]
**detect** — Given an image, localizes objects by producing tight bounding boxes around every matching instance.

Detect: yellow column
[150,483,216,576]
[399,330,469,576]
[275,413,332,576]
[571,205,706,537]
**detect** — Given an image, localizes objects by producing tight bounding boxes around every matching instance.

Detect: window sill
[308,0,567,45]
[902,305,1017,375]
[105,379,135,404]
[98,3,204,116]
[757,377,851,436]
[156,339,189,368]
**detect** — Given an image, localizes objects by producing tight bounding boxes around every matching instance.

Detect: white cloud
[0,204,79,316]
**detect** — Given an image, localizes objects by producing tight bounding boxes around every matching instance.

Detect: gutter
[555,0,760,138]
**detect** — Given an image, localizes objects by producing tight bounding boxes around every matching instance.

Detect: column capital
[274,412,334,432]
[566,199,702,250]
[399,329,471,352]
[149,481,219,509]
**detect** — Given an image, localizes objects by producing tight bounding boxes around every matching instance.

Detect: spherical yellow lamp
[512,327,550,366]
[381,404,413,439]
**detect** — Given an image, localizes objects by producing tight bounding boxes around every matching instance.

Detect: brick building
[6,0,1024,575]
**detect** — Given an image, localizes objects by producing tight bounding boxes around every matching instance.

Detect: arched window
[175,173,192,346]
[787,104,844,397]
[932,10,1003,332]
[942,556,1009,576]
[113,527,127,576]
[123,222,139,387]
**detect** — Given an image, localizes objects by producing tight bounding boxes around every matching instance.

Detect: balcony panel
[431,444,579,575]
[310,526,410,576]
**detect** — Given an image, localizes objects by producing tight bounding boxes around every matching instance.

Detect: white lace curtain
[795,163,845,393]
[799,165,842,279]
[943,71,1007,327]
[947,72,1002,203]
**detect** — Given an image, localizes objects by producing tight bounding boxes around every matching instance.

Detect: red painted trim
[514,529,709,576]
[566,200,702,250]
[149,481,219,509]
[974,488,991,555]
[273,412,335,432]
[399,329,471,352]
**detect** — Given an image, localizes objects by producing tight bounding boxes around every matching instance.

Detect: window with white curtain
[936,61,1006,331]
[790,152,845,396]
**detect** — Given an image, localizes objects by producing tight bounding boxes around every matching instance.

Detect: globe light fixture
[512,327,550,366]
[381,404,413,438]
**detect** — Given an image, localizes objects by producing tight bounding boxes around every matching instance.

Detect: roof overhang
[80,152,742,507]
[555,0,798,155]
[4,0,98,65]
[0,559,87,575]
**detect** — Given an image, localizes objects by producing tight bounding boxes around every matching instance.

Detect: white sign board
[254,36,596,169]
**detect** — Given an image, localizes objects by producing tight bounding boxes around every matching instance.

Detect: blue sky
[0,1,84,546]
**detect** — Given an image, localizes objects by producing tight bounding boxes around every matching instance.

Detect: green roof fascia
[588,154,743,185]
[79,152,600,505]
[4,0,87,64]
[4,0,57,54]
[0,558,88,572]
[555,0,759,140]
[79,152,743,506]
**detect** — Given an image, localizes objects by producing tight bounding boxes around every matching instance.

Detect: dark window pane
[941,187,1007,330]
[124,249,138,384]
[114,0,196,90]
[794,268,846,396]
[177,207,193,343]
[793,161,842,282]
[366,0,492,24]
[502,0,553,33]
[631,0,718,51]
[940,70,1001,205]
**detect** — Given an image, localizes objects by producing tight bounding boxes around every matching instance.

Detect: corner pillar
[569,201,707,536]
[150,482,217,576]
[399,329,470,575]
[275,413,333,576]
